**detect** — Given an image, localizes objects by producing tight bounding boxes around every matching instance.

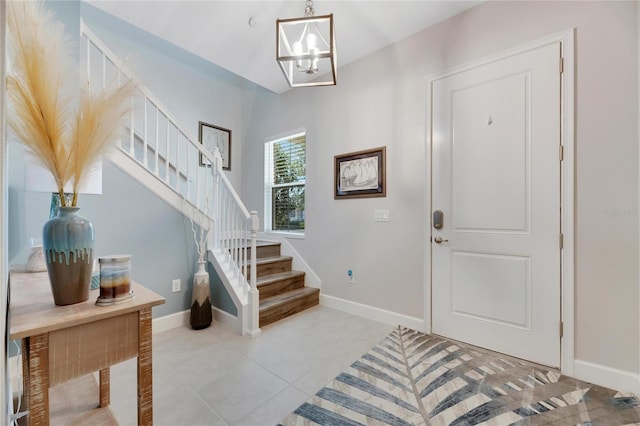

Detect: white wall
[242,1,640,376]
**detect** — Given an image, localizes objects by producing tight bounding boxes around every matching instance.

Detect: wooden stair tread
[259,286,320,327]
[255,240,281,247]
[259,287,319,311]
[238,240,280,248]
[248,255,293,266]
[256,270,305,286]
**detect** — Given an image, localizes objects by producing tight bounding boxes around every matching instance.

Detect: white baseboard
[573,359,640,394]
[152,307,239,334]
[213,306,238,329]
[320,294,425,332]
[152,310,189,334]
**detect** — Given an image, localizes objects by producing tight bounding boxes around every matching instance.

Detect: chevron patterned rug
[280,326,640,425]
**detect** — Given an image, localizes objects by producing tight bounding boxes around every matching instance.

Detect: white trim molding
[320,294,425,332]
[151,306,239,334]
[213,306,240,330]
[152,310,190,334]
[424,28,576,373]
[574,360,640,395]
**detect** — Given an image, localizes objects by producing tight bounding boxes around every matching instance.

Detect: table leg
[137,307,153,425]
[19,340,29,426]
[27,333,50,425]
[99,368,110,407]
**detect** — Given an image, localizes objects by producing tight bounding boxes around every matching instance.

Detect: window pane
[273,138,306,185]
[272,185,305,231]
[265,133,306,233]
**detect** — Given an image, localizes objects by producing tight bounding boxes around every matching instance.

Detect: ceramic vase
[190,260,212,330]
[42,206,94,305]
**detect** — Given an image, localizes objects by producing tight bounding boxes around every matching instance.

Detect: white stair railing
[80,21,260,336]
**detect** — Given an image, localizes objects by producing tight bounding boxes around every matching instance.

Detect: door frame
[424,28,575,374]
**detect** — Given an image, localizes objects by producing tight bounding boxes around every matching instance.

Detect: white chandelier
[276,0,336,88]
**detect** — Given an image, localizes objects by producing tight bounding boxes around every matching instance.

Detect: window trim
[264,129,306,236]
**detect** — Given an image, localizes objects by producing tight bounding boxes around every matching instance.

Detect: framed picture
[334,146,386,199]
[199,121,231,170]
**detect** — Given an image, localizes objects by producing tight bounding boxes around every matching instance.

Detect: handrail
[81,21,260,336]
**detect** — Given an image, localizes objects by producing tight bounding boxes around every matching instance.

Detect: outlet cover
[172,279,181,292]
[375,209,390,222]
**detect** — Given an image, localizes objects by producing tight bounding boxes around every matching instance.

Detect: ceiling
[86,1,482,94]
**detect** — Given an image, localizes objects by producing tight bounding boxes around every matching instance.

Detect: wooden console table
[9,271,165,425]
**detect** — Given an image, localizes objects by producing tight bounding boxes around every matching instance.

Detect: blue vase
[42,207,95,305]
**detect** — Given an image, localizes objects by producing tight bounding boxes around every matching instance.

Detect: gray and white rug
[280,326,640,425]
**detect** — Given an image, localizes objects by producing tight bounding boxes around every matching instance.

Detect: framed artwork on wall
[334,146,386,199]
[199,121,231,170]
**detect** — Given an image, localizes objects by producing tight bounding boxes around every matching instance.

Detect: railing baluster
[176,131,180,195]
[243,221,248,285]
[129,96,135,155]
[101,48,106,89]
[165,120,170,183]
[232,205,237,274]
[186,135,191,202]
[155,108,159,175]
[85,39,91,87]
[143,100,148,167]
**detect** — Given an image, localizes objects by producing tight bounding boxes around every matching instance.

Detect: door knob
[434,237,449,244]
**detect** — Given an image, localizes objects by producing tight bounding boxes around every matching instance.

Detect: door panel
[451,252,530,327]
[451,72,530,232]
[431,42,561,367]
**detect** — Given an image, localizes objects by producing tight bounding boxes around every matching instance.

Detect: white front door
[431,41,562,367]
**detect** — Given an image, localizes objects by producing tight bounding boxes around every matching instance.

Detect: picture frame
[199,121,231,170]
[334,146,386,199]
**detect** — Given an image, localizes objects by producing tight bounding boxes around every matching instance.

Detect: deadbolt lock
[433,210,444,229]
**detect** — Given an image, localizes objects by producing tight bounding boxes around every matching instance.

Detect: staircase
[251,241,319,326]
[81,22,320,335]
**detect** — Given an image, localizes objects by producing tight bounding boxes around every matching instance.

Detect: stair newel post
[248,210,261,336]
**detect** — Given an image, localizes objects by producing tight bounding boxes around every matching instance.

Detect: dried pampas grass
[6,0,137,207]
[7,0,73,199]
[70,80,136,205]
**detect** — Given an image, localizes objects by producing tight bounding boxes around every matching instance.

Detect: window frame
[264,129,306,238]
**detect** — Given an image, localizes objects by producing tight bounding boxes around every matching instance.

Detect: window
[264,131,306,235]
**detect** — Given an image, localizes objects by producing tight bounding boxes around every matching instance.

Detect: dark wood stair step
[256,270,306,300]
[251,241,282,259]
[246,255,292,278]
[231,241,282,260]
[259,287,320,327]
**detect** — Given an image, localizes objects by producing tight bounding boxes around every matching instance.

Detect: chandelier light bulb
[306,33,317,50]
[293,41,304,69]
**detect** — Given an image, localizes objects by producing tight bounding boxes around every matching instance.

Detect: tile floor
[108,306,395,426]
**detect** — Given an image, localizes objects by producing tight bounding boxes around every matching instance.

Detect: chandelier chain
[304,0,314,17]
